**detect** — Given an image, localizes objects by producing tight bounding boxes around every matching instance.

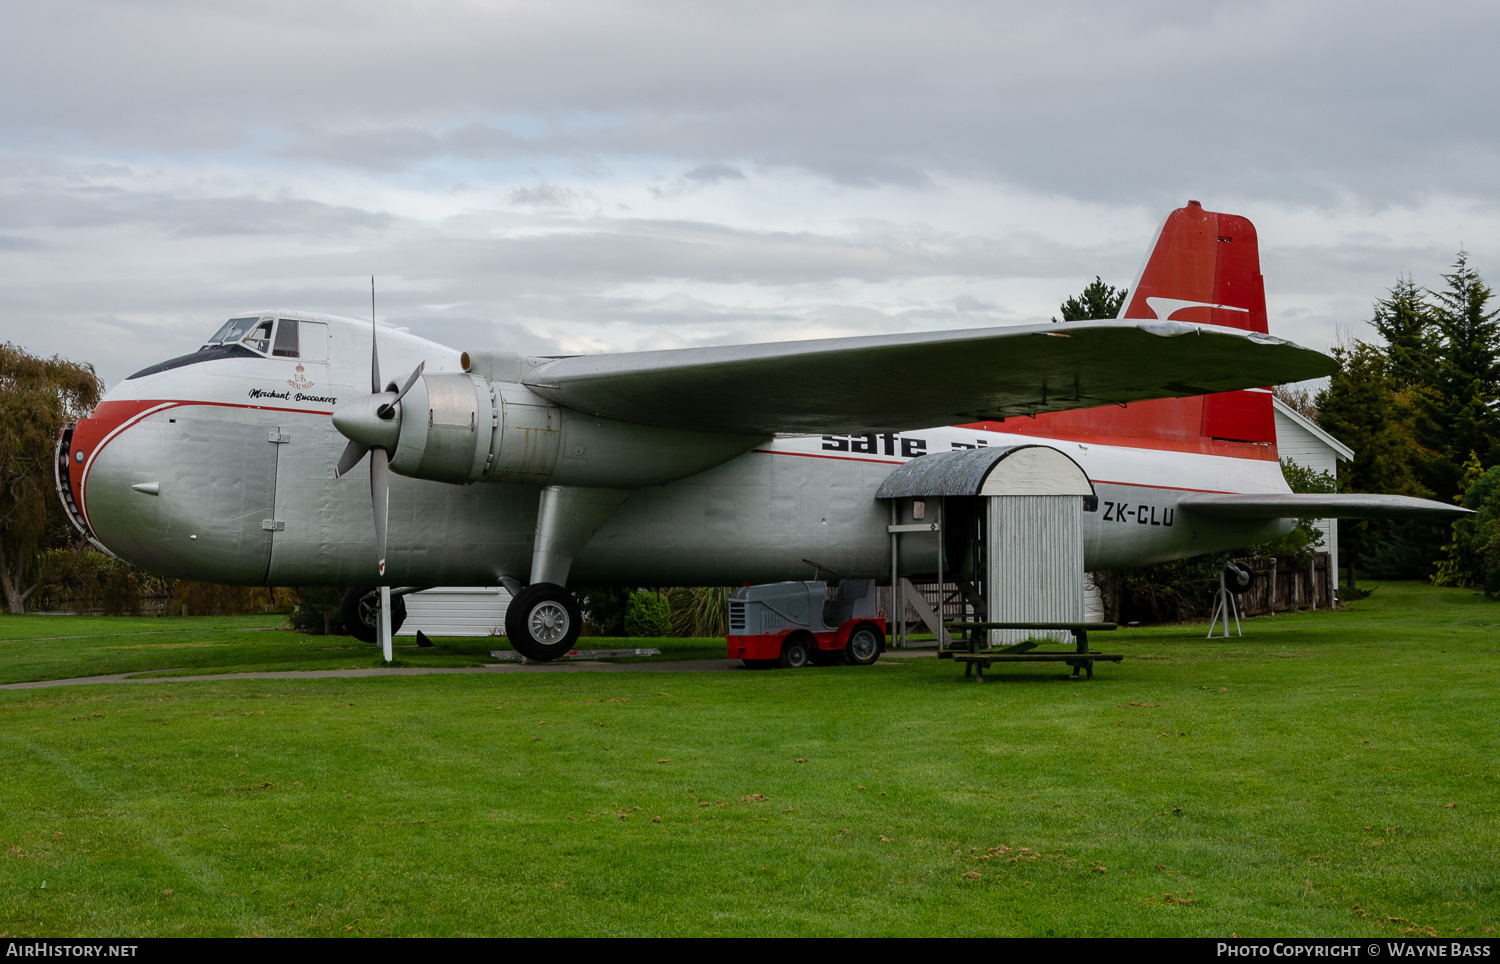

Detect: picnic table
[938,621,1122,681]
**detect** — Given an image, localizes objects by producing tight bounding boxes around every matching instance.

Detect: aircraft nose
[331,393,402,450]
[74,403,283,584]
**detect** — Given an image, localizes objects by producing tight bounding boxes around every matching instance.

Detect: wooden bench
[938,621,1121,681]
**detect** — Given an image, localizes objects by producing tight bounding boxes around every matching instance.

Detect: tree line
[1316,254,1500,596]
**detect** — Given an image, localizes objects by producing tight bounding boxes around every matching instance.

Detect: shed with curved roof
[874,444,1094,499]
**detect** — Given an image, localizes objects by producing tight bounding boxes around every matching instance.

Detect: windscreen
[205,316,261,347]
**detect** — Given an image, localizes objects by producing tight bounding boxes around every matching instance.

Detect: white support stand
[380,585,393,662]
[1206,568,1242,638]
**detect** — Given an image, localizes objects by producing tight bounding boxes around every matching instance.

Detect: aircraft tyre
[844,623,883,666]
[505,583,582,662]
[1227,561,1254,591]
[779,634,814,669]
[341,587,407,645]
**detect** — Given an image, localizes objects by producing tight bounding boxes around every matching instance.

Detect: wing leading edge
[521,320,1337,436]
[1180,493,1472,520]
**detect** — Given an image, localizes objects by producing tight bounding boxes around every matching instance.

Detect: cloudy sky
[3,0,1498,388]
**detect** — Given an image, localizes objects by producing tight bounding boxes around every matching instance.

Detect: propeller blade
[370,317,381,395]
[334,439,369,479]
[370,446,390,577]
[377,360,425,420]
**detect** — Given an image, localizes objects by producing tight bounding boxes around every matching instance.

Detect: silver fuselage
[67,315,1290,587]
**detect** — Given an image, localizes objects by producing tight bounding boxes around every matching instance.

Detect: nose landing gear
[342,587,408,644]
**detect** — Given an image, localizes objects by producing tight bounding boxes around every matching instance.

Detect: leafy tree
[1053,277,1127,322]
[0,343,101,614]
[1432,452,1492,589]
[1272,384,1318,420]
[578,586,632,636]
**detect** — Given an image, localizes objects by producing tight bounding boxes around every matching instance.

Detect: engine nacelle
[386,351,763,487]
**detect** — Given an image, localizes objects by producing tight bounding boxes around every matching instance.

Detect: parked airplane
[56,202,1465,661]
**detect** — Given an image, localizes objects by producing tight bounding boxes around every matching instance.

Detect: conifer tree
[1424,251,1500,497]
[1370,276,1433,389]
[1054,277,1127,322]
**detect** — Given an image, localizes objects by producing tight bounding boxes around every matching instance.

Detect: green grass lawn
[0,581,1496,936]
[0,615,727,684]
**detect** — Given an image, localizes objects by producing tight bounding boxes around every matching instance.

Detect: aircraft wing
[1179,493,1472,520]
[521,320,1336,435]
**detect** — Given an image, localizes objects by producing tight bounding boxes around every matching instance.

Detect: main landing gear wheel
[844,623,883,666]
[341,587,407,644]
[779,634,814,669]
[505,583,582,662]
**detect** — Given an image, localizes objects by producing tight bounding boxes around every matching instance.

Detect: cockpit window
[205,316,262,347]
[272,319,300,357]
[243,320,273,354]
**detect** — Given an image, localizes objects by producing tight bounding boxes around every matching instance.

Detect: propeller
[329,280,424,585]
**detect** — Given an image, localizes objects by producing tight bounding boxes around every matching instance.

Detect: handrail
[942,621,1117,631]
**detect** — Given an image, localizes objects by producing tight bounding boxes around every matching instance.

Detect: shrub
[578,587,631,636]
[624,592,671,638]
[667,586,729,637]
[289,587,346,634]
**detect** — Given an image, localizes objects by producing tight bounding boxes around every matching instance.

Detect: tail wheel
[844,623,883,666]
[779,634,813,669]
[341,587,407,644]
[504,583,582,662]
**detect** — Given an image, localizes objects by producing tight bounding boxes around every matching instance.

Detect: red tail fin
[967,201,1279,458]
[1121,200,1268,335]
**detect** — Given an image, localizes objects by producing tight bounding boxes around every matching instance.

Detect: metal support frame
[935,497,944,650]
[890,501,901,648]
[1207,566,1243,638]
[379,585,393,661]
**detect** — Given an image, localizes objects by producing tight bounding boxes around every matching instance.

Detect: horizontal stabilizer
[1179,493,1471,520]
[523,320,1335,436]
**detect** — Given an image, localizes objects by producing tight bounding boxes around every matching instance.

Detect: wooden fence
[1230,552,1334,615]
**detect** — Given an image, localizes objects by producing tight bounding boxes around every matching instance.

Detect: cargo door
[162,416,280,584]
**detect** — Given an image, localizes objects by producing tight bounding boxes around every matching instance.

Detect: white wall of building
[396,587,511,637]
[1272,398,1354,594]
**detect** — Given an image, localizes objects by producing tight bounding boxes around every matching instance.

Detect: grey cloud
[3,2,1500,204]
[0,180,391,237]
[684,163,746,184]
[507,184,584,209]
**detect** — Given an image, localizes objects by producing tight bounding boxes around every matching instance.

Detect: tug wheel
[844,623,884,666]
[779,634,814,669]
[504,583,582,662]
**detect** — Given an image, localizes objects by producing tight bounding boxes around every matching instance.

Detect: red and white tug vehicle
[726,579,886,669]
